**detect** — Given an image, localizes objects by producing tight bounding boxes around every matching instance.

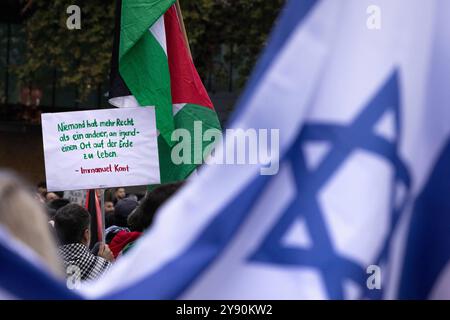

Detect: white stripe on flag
[173,103,186,115]
[109,95,185,117]
[109,95,141,109]
[149,16,167,55]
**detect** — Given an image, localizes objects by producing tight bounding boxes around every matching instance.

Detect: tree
[14,0,115,101]
[181,0,285,90]
[14,0,284,101]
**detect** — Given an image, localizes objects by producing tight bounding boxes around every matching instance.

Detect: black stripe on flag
[109,0,131,103]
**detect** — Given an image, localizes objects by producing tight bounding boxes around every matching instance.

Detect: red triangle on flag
[165,6,214,110]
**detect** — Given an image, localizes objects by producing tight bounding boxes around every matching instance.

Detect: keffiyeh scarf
[59,243,111,282]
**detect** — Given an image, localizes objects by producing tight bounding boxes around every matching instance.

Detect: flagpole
[175,0,192,59]
[100,189,105,243]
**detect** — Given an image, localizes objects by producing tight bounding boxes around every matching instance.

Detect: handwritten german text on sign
[42,107,160,191]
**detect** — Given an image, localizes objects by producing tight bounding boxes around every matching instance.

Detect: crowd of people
[0,170,183,284]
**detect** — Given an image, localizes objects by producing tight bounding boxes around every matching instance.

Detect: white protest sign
[42,107,160,191]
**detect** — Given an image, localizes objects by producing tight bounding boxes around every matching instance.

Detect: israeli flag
[0,226,79,300]
[76,0,450,300]
[2,0,450,300]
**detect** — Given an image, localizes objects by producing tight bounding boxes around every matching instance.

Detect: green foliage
[181,0,285,88]
[14,0,284,100]
[15,0,115,100]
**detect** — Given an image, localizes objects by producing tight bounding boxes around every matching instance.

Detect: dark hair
[113,187,126,205]
[46,198,71,220]
[47,198,70,211]
[46,207,57,220]
[128,182,183,232]
[103,189,115,202]
[113,198,139,228]
[54,191,65,199]
[54,204,90,245]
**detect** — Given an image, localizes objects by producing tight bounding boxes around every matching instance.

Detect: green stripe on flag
[119,0,175,59]
[158,104,221,184]
[119,0,176,145]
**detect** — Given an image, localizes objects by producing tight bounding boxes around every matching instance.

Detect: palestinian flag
[109,0,221,184]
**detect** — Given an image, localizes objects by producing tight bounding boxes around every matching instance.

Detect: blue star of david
[249,71,412,299]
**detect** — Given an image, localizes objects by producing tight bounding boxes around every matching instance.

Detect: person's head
[47,198,70,211]
[114,187,126,201]
[114,198,138,228]
[46,191,64,202]
[0,171,62,276]
[126,193,138,202]
[46,198,71,220]
[37,181,47,197]
[104,200,116,228]
[104,201,114,215]
[127,182,184,232]
[54,204,91,247]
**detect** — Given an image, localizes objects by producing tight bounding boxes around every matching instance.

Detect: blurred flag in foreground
[2,0,450,300]
[0,226,79,299]
[81,0,450,300]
